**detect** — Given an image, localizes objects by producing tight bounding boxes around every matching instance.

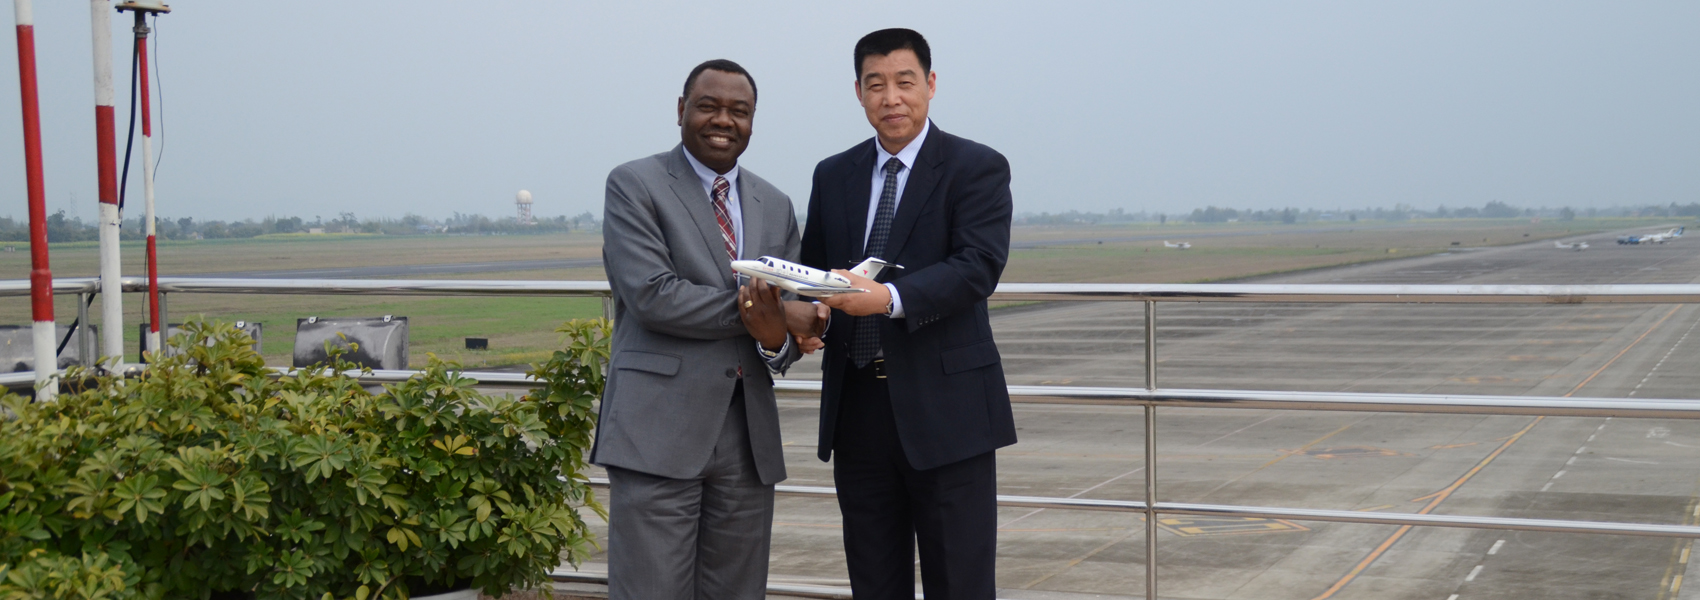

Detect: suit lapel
[880,127,947,264]
[738,174,762,260]
[665,146,736,289]
[844,139,876,260]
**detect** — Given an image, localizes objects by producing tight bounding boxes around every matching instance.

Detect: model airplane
[1163,241,1191,249]
[1553,240,1589,251]
[731,256,901,297]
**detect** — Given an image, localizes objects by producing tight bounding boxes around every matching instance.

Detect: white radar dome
[516,190,533,204]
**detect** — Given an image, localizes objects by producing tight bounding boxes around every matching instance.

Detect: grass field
[0,232,606,278]
[1,217,1681,367]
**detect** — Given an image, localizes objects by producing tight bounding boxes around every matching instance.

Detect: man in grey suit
[593,59,824,600]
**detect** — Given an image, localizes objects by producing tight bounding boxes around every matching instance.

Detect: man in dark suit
[803,28,1016,600]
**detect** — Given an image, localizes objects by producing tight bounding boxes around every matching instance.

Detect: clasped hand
[739,278,828,354]
[819,270,891,316]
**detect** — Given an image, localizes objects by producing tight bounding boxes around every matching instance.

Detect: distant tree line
[0,211,602,243]
[1013,201,1700,226]
[8,200,1696,243]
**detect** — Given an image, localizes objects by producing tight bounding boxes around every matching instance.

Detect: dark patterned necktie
[711,176,737,277]
[852,158,904,367]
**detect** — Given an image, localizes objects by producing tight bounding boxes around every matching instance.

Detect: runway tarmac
[576,228,1700,599]
[181,257,603,279]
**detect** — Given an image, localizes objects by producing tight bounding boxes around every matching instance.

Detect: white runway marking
[1466,564,1484,582]
[1605,457,1659,465]
[1627,314,1700,397]
[1488,539,1505,555]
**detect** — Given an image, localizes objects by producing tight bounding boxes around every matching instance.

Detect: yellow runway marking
[1019,525,1141,590]
[1156,516,1309,537]
[1290,446,1413,460]
[1259,425,1353,469]
[1310,417,1544,600]
[1310,305,1684,600]
[1196,420,1364,503]
[1655,495,1700,600]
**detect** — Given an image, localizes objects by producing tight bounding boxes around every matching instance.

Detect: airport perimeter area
[554,228,1700,600]
[5,221,1696,599]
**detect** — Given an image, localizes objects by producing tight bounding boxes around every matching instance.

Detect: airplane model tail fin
[851,257,902,280]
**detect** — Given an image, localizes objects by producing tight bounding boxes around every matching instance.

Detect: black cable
[150,15,165,179]
[117,24,140,213]
[55,295,97,356]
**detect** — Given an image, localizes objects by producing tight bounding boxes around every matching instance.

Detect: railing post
[156,291,167,356]
[1145,300,1156,390]
[602,295,614,323]
[1143,299,1157,599]
[77,292,92,366]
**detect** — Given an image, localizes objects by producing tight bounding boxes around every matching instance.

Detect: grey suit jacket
[591,145,802,486]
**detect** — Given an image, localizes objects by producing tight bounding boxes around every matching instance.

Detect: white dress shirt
[683,149,745,260]
[682,148,791,370]
[862,119,932,319]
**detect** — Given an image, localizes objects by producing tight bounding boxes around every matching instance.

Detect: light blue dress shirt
[862,119,933,319]
[682,149,791,370]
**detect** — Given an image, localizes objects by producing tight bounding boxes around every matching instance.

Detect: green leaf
[111,474,167,523]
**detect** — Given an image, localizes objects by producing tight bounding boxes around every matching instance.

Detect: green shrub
[0,319,609,599]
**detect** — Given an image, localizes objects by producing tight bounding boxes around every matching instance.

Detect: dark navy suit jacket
[801,124,1017,471]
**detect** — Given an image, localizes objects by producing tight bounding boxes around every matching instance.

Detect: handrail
[344,371,1700,419]
[17,368,1700,420]
[4,276,1700,304]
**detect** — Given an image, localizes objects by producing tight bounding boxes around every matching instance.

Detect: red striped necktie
[713,176,745,377]
[711,176,737,271]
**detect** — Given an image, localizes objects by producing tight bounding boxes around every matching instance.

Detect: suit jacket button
[725,367,738,378]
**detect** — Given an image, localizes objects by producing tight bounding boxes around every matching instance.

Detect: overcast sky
[3,1,1697,222]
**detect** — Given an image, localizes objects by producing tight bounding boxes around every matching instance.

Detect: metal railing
[6,276,1700,599]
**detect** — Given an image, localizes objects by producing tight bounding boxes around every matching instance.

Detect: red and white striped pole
[134,11,159,353]
[90,0,124,364]
[14,0,57,398]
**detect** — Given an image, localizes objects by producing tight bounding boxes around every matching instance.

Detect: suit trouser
[834,360,998,600]
[607,382,775,600]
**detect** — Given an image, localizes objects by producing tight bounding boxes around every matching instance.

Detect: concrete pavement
[568,229,1700,599]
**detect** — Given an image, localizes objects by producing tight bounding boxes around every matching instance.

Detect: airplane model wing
[791,284,867,297]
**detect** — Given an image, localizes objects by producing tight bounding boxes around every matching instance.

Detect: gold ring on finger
[744,300,754,308]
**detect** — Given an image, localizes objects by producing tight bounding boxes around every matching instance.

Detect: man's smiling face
[856,48,935,154]
[678,69,755,174]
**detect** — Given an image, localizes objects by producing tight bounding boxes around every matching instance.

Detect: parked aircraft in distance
[731,256,900,297]
[1163,241,1192,249]
[1619,227,1685,245]
[1643,227,1685,244]
[1554,240,1589,251]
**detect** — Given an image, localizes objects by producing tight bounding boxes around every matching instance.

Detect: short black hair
[682,59,757,105]
[854,28,931,79]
